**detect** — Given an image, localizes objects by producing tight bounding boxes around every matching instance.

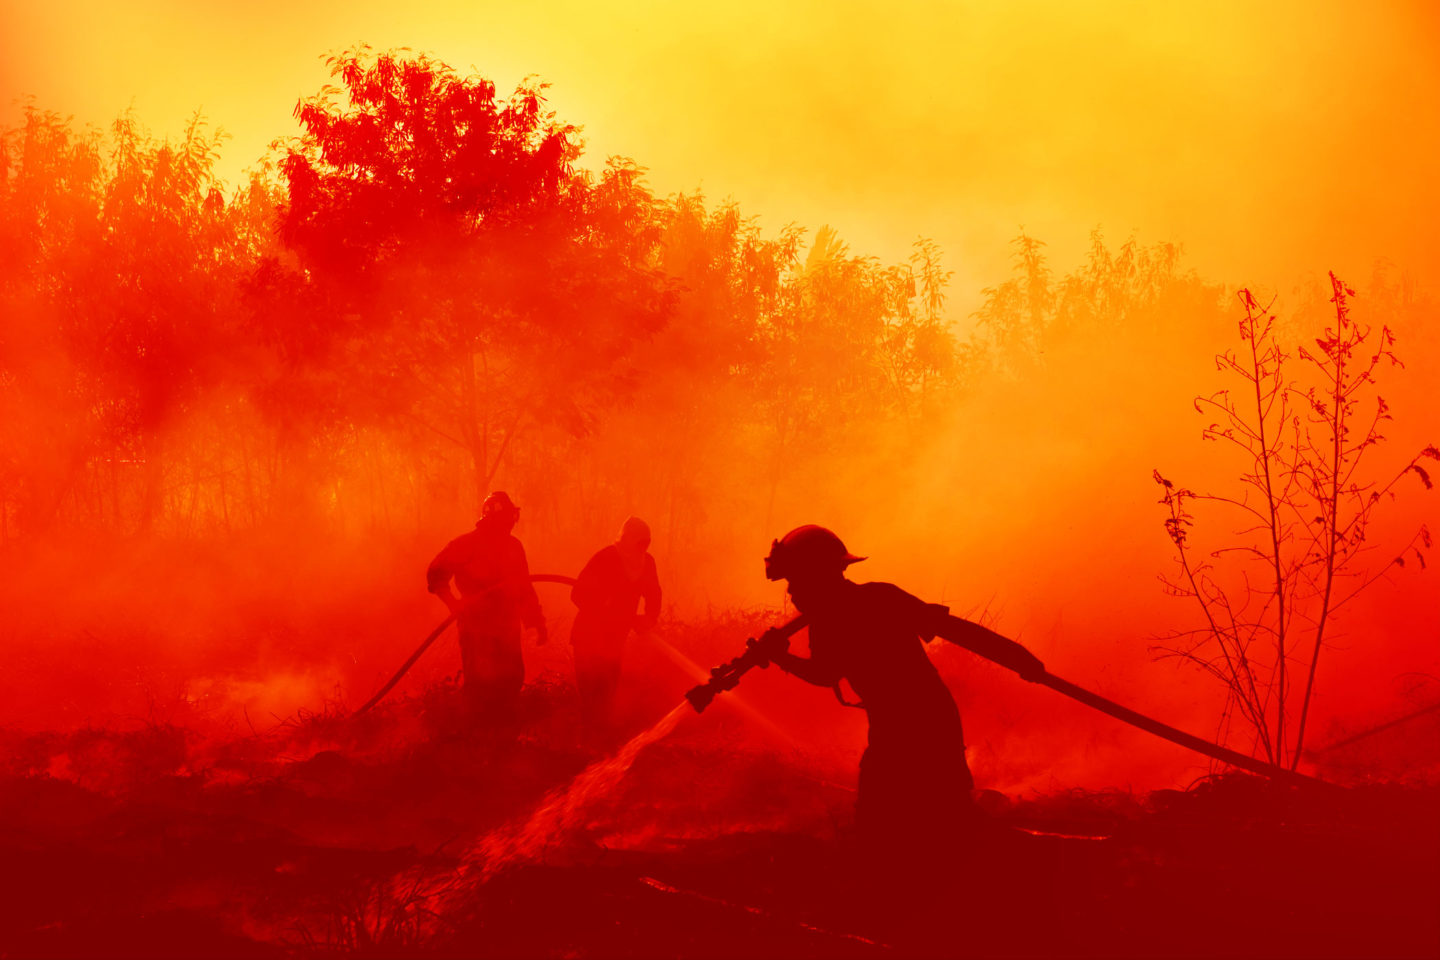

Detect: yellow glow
[4,1,1437,307]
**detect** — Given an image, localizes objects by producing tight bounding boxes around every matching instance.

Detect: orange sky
[4,0,1437,309]
[3,2,1436,786]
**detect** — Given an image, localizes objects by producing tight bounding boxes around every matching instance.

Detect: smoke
[2,29,1436,793]
[7,2,1438,298]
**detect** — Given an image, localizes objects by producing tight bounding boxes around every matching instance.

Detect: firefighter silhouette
[570,516,661,736]
[426,491,547,731]
[761,525,1044,853]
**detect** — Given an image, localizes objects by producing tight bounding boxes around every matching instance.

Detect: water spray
[432,597,1341,912]
[684,617,808,713]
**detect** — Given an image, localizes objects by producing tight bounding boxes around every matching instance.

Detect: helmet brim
[763,551,866,581]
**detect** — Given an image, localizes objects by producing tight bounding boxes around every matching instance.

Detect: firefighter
[426,491,547,732]
[760,525,1045,854]
[570,516,661,737]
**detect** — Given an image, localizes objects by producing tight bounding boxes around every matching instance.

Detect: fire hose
[353,574,576,716]
[685,616,1338,790]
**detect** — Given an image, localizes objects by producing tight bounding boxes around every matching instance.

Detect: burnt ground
[0,679,1436,960]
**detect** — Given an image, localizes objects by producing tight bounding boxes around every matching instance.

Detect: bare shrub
[1154,274,1436,768]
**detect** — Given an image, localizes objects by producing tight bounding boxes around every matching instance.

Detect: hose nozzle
[684,682,718,713]
[683,617,808,715]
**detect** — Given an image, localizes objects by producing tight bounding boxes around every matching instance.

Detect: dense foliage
[0,51,1229,557]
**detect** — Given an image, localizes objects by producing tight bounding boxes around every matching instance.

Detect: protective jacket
[426,522,543,723]
[804,580,974,843]
[571,545,660,646]
[427,524,543,634]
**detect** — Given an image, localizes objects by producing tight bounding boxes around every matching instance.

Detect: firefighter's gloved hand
[750,627,790,667]
[1014,649,1046,682]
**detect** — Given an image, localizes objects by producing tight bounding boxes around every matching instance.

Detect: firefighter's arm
[637,556,661,631]
[769,631,842,689]
[426,544,462,613]
[570,551,603,611]
[771,652,841,688]
[512,541,548,644]
[936,615,1046,682]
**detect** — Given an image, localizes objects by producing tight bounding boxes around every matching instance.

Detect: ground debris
[1,685,1435,959]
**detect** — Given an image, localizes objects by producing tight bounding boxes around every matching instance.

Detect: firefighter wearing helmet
[570,516,662,743]
[761,524,1045,857]
[426,491,548,733]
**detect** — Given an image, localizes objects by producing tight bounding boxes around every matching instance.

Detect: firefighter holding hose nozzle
[689,524,1334,880]
[756,525,1045,857]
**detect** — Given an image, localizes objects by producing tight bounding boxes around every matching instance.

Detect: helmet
[481,491,520,527]
[764,525,865,581]
[618,516,651,551]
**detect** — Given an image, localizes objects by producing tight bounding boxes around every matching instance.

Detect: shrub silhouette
[1154,275,1437,768]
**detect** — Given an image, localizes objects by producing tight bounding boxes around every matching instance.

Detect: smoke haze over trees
[2,49,1436,789]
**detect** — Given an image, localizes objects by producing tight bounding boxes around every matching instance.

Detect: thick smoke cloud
[1,42,1436,794]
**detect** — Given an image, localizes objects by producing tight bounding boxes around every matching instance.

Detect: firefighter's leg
[857,739,974,856]
[458,628,487,712]
[490,633,525,735]
[574,629,625,730]
[459,630,524,735]
[573,642,618,735]
[592,638,623,726]
[855,744,898,851]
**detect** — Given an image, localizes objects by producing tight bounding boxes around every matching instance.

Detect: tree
[0,106,257,535]
[270,48,673,509]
